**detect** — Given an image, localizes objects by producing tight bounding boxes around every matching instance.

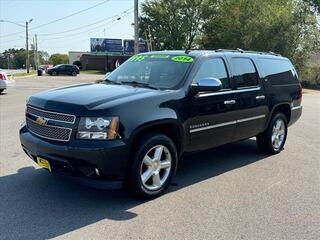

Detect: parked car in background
[47,64,79,76]
[0,71,9,94]
[37,64,53,76]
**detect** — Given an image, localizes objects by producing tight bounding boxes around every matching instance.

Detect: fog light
[95,168,100,176]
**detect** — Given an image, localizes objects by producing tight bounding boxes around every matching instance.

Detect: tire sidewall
[72,71,77,76]
[128,134,178,198]
[266,113,288,153]
[52,71,57,76]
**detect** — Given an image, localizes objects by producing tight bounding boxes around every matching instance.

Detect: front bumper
[20,125,129,184]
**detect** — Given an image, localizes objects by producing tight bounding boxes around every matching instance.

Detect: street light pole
[35,34,38,69]
[26,21,29,73]
[0,19,32,73]
[134,0,139,54]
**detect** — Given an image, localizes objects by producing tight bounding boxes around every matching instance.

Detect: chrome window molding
[190,114,266,133]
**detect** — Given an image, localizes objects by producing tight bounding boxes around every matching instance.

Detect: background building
[68,51,89,64]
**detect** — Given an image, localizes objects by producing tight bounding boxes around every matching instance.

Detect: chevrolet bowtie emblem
[36,117,47,126]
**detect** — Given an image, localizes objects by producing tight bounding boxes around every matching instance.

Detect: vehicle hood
[28,83,162,114]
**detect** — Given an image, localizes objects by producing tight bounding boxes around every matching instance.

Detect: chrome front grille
[26,118,72,142]
[27,105,76,123]
[26,105,74,142]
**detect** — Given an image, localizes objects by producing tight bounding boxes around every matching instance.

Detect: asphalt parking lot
[0,74,319,240]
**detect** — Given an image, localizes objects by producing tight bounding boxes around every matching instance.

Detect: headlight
[76,117,119,140]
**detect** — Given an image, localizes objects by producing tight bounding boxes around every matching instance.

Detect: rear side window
[256,58,298,85]
[230,58,259,88]
[193,58,230,89]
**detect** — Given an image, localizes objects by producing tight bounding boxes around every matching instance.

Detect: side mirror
[192,78,222,93]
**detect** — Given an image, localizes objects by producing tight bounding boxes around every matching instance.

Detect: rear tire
[0,89,4,94]
[257,112,288,154]
[126,133,177,199]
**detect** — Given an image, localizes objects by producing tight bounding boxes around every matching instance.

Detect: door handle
[256,95,265,100]
[224,100,236,105]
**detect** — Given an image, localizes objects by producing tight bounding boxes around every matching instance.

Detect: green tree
[49,53,69,66]
[0,48,26,69]
[0,48,50,69]
[199,0,320,72]
[140,0,210,50]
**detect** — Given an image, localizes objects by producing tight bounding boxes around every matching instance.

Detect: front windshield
[105,54,194,89]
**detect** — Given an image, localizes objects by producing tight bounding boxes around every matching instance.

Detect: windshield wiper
[120,81,159,90]
[103,78,121,85]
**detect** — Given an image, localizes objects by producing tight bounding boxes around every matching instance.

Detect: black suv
[20,50,302,198]
[47,64,79,76]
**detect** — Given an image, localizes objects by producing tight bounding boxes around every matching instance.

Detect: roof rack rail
[183,48,282,56]
[214,48,281,56]
[268,51,282,56]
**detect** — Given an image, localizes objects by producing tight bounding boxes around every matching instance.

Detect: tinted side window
[230,58,259,88]
[256,58,298,85]
[194,58,230,89]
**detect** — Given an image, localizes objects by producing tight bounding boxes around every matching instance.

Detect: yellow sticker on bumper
[36,157,51,172]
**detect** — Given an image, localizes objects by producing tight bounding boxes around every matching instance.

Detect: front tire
[71,71,77,76]
[51,71,57,76]
[126,133,177,199]
[257,112,288,154]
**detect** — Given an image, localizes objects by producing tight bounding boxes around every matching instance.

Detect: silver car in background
[0,71,15,94]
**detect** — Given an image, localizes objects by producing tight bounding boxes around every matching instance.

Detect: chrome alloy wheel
[272,119,286,151]
[140,145,172,191]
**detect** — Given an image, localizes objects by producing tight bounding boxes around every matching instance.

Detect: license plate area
[36,157,51,172]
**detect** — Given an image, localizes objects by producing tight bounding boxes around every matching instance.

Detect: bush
[73,60,82,69]
[299,64,320,89]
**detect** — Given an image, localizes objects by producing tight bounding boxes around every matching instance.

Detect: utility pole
[7,54,10,70]
[33,36,36,70]
[148,25,153,51]
[35,34,38,69]
[134,0,139,54]
[26,21,29,73]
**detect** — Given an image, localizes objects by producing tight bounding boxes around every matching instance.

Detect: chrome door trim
[224,100,236,105]
[291,106,302,111]
[197,87,261,98]
[236,115,266,123]
[189,114,266,133]
[256,95,266,100]
[190,121,237,133]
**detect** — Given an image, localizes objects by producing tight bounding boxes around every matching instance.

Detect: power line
[0,0,111,38]
[36,14,131,52]
[30,0,111,30]
[38,8,133,36]
[40,10,133,41]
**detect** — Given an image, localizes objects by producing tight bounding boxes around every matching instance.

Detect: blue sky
[0,0,145,54]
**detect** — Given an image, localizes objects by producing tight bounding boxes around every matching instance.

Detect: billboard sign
[123,39,148,54]
[123,40,134,55]
[139,40,148,53]
[90,38,123,53]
